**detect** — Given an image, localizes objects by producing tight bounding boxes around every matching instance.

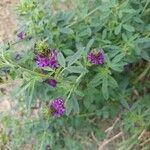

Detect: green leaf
[110,64,123,72]
[88,73,103,87]
[75,90,84,97]
[141,50,150,61]
[67,48,84,66]
[72,94,79,114]
[42,67,54,72]
[65,99,73,116]
[122,9,136,13]
[27,79,35,108]
[120,99,130,110]
[64,10,75,23]
[102,76,109,100]
[102,29,107,39]
[122,33,128,42]
[79,27,91,37]
[123,24,135,32]
[83,99,91,109]
[17,81,31,96]
[136,38,150,43]
[108,75,118,88]
[85,38,95,52]
[66,66,88,74]
[59,27,73,34]
[135,44,141,55]
[102,109,109,119]
[105,54,111,66]
[57,52,66,67]
[112,53,125,63]
[120,0,129,8]
[115,24,122,35]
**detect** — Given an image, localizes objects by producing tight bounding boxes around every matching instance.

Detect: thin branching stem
[66,5,100,28]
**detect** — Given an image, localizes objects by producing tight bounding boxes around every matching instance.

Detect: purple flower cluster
[17,31,25,40]
[47,79,57,88]
[35,47,106,118]
[49,98,65,117]
[88,49,105,65]
[36,50,59,69]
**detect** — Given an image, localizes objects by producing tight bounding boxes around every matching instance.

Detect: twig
[105,117,120,138]
[97,118,122,150]
[105,117,120,133]
[138,129,146,140]
[91,132,99,145]
[140,137,150,147]
[98,132,123,150]
[134,62,150,84]
[120,125,125,141]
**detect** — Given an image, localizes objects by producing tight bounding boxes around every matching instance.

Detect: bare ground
[0,0,18,42]
[0,0,18,111]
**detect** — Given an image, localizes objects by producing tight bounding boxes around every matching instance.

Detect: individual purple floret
[36,50,59,69]
[47,79,57,88]
[15,54,22,61]
[48,50,59,69]
[17,31,25,39]
[88,49,105,65]
[36,54,50,67]
[123,64,130,72]
[49,98,65,117]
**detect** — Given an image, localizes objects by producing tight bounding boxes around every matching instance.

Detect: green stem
[78,112,96,117]
[39,131,46,150]
[39,119,49,150]
[59,67,66,76]
[17,64,50,78]
[141,0,150,14]
[76,73,85,83]
[65,73,85,105]
[66,5,100,28]
[65,85,75,105]
[1,53,51,78]
[11,38,28,46]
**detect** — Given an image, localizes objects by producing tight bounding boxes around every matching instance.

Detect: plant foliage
[0,0,150,149]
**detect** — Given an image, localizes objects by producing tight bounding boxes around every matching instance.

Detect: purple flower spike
[47,79,57,88]
[88,49,105,65]
[36,50,59,69]
[49,98,65,117]
[17,31,25,39]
